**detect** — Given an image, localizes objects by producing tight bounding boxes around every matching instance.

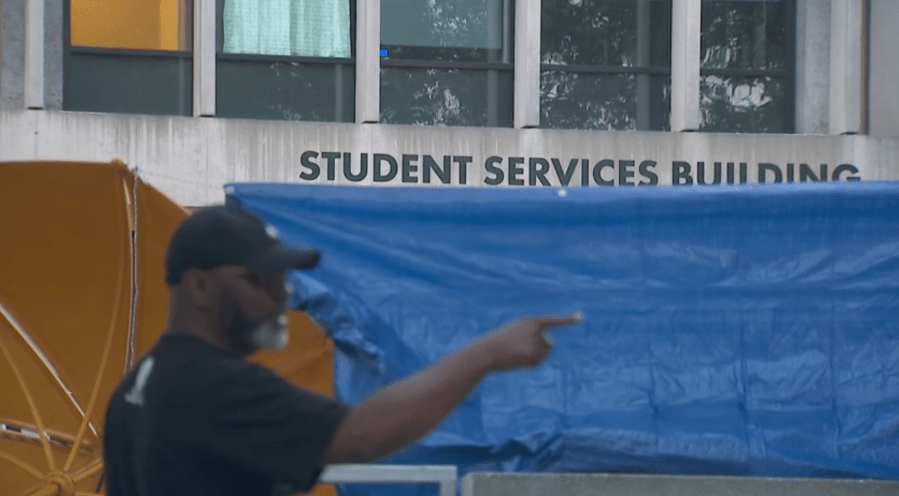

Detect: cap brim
[247,244,320,273]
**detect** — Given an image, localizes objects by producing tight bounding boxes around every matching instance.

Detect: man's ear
[180,268,218,310]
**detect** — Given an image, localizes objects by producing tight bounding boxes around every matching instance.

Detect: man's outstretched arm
[320,314,582,464]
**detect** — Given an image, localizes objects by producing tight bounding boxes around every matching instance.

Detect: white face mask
[248,314,289,350]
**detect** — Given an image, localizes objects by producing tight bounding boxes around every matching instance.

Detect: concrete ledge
[461,472,899,496]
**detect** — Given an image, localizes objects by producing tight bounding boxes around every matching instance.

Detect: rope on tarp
[62,174,130,473]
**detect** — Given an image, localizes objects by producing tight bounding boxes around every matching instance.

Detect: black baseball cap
[164,205,319,284]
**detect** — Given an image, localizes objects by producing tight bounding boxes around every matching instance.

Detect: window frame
[538,0,674,132]
[57,0,801,133]
[377,0,516,127]
[212,0,357,122]
[62,0,194,116]
[698,0,796,133]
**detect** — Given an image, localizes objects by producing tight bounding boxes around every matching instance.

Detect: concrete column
[635,0,651,130]
[0,0,25,110]
[43,0,63,110]
[868,0,899,137]
[514,0,540,128]
[355,0,379,123]
[794,0,830,134]
[24,0,43,109]
[670,0,700,132]
[193,0,216,116]
[828,0,862,135]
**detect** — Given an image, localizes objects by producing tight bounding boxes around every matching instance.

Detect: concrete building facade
[1,0,898,206]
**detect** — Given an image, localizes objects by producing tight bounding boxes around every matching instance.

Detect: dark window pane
[381,0,511,62]
[541,72,670,130]
[64,53,191,115]
[380,68,513,127]
[700,75,786,133]
[541,0,671,67]
[701,0,787,70]
[217,60,354,122]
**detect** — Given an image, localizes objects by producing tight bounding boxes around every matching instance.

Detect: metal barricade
[321,464,457,496]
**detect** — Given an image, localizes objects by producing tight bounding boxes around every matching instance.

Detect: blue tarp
[226,182,899,494]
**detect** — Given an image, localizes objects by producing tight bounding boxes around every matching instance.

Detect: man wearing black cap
[103,205,581,496]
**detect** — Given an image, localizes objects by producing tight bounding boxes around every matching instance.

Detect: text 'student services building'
[1,0,898,205]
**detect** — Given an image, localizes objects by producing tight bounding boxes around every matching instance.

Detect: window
[60,0,797,132]
[380,0,514,127]
[64,0,192,116]
[540,0,672,131]
[700,0,794,133]
[215,0,355,122]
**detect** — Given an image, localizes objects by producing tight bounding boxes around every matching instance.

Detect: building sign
[298,151,862,187]
[2,110,895,205]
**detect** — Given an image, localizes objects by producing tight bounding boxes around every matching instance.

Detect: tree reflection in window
[380,0,514,127]
[700,76,785,133]
[540,0,672,131]
[380,68,512,127]
[700,0,792,133]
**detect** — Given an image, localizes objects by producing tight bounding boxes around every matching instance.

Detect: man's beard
[226,302,289,351]
[247,313,289,350]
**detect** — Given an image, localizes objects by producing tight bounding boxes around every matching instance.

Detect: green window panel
[64,52,192,116]
[540,0,672,131]
[216,61,354,122]
[380,68,513,127]
[541,72,670,131]
[541,0,672,67]
[700,0,792,133]
[380,0,513,128]
[701,0,788,71]
[381,0,507,54]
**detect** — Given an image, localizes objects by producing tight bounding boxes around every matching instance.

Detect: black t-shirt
[103,334,349,496]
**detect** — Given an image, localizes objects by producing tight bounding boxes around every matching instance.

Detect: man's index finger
[534,312,583,331]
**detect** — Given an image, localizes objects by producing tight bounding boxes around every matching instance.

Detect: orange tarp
[0,161,337,496]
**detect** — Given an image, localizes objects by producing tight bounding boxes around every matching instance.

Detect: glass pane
[218,0,352,57]
[700,75,786,133]
[381,0,512,62]
[70,0,191,51]
[380,68,513,127]
[217,60,354,122]
[541,0,671,67]
[541,72,670,130]
[65,53,191,115]
[701,0,787,70]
